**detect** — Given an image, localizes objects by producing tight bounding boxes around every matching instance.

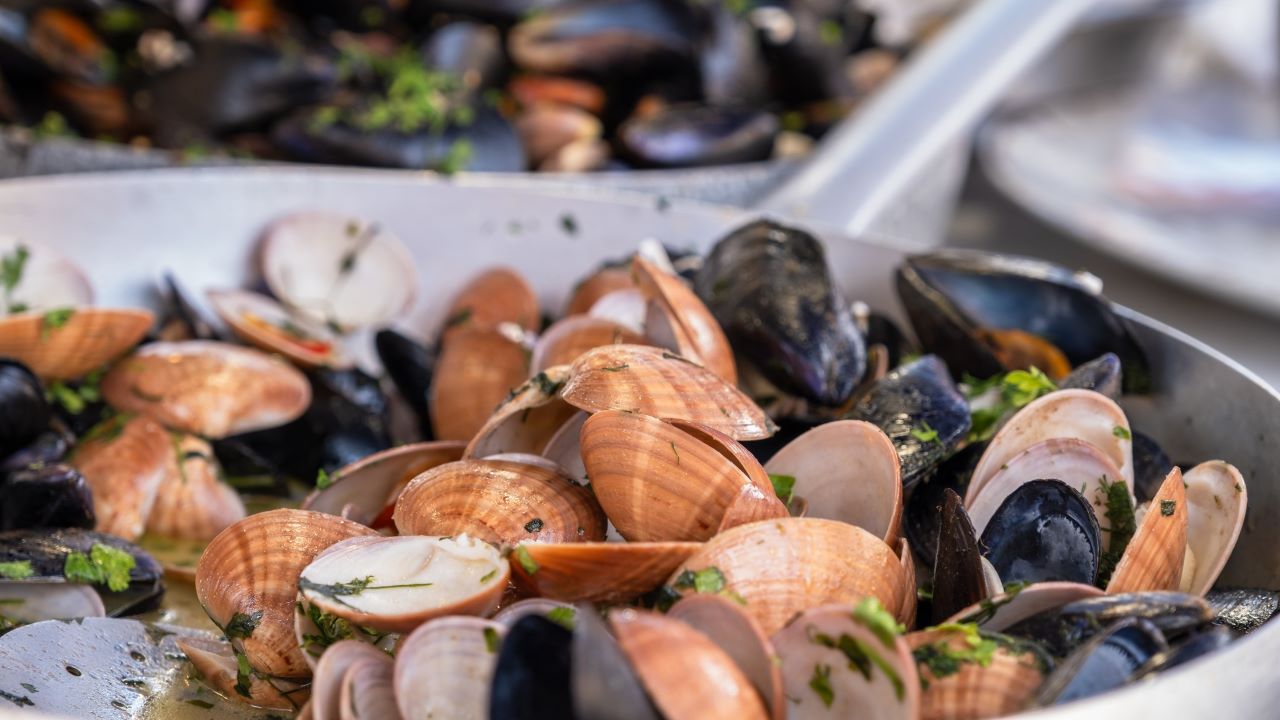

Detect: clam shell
[566,267,634,315]
[0,308,151,380]
[633,256,737,383]
[101,340,311,439]
[896,539,918,629]
[945,581,1106,630]
[669,594,785,720]
[610,608,770,720]
[208,289,351,369]
[394,617,504,720]
[441,267,539,342]
[542,410,589,483]
[260,212,418,332]
[302,441,466,527]
[145,433,246,541]
[969,389,1134,502]
[671,518,906,636]
[772,603,921,720]
[176,636,301,712]
[492,598,575,628]
[1107,468,1188,594]
[299,535,508,633]
[1181,461,1247,595]
[464,365,578,459]
[0,236,93,312]
[581,411,777,541]
[906,628,1044,720]
[0,581,104,622]
[311,640,390,720]
[69,415,171,541]
[338,654,400,720]
[531,316,646,373]
[196,509,377,679]
[764,420,903,545]
[563,344,773,440]
[508,541,701,602]
[393,459,606,545]
[588,288,648,333]
[429,328,530,442]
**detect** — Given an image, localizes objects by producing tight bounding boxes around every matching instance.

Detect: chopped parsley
[438,139,472,176]
[233,651,253,697]
[46,370,103,415]
[1095,475,1136,587]
[479,569,498,584]
[524,518,544,533]
[315,469,334,490]
[1161,499,1176,516]
[852,598,905,648]
[513,545,539,575]
[1,243,29,313]
[1113,426,1131,440]
[911,623,998,683]
[670,442,680,465]
[299,602,385,657]
[954,581,1030,625]
[446,307,472,328]
[818,19,844,46]
[769,474,796,505]
[299,576,433,608]
[483,626,501,653]
[40,308,75,338]
[674,567,727,594]
[224,611,263,640]
[0,561,33,579]
[63,543,135,592]
[546,606,576,630]
[81,413,129,445]
[600,364,629,372]
[965,367,1057,442]
[560,214,579,236]
[910,422,940,444]
[809,628,905,701]
[809,664,834,708]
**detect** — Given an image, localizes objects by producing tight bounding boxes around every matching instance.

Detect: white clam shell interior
[1181,460,1248,596]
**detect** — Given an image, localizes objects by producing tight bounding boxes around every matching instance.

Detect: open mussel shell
[1133,625,1233,679]
[508,0,698,77]
[0,527,164,617]
[145,432,246,541]
[1206,588,1279,635]
[178,635,304,712]
[508,541,700,603]
[907,627,1047,720]
[375,329,435,440]
[69,414,171,541]
[429,328,531,442]
[619,104,779,169]
[302,441,466,527]
[531,317,645,373]
[764,419,902,545]
[464,366,578,459]
[931,489,988,625]
[208,289,351,369]
[299,535,508,634]
[259,212,417,332]
[772,603,920,719]
[102,340,311,439]
[309,639,395,720]
[570,603,662,720]
[0,358,51,458]
[694,219,865,407]
[393,458,606,545]
[633,256,736,383]
[611,608,770,719]
[978,479,1102,587]
[669,594,785,720]
[1108,468,1187,595]
[441,266,540,342]
[0,462,94,531]
[1061,353,1123,399]
[851,355,971,487]
[997,591,1213,660]
[0,308,152,380]
[394,616,504,720]
[562,344,773,441]
[1034,618,1167,707]
[903,442,984,568]
[1181,461,1247,596]
[672,518,907,635]
[196,509,377,680]
[491,615,574,719]
[945,581,1105,631]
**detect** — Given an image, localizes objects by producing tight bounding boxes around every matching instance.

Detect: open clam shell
[1181,461,1247,596]
[671,518,907,635]
[394,616,504,720]
[69,414,171,541]
[1107,468,1188,594]
[259,212,418,332]
[0,581,104,623]
[336,650,400,720]
[610,608,770,720]
[508,541,701,603]
[0,308,152,380]
[177,635,303,712]
[145,433,246,541]
[208,289,351,369]
[906,627,1045,720]
[393,458,606,545]
[588,288,649,334]
[298,535,509,634]
[464,365,578,459]
[895,539,918,630]
[945,581,1105,631]
[0,236,93,312]
[772,603,921,719]
[441,266,540,341]
[763,420,902,545]
[542,410,589,483]
[531,316,645,373]
[196,509,377,680]
[310,640,393,720]
[429,328,531,442]
[302,441,465,527]
[632,256,737,383]
[563,344,773,440]
[102,340,311,439]
[669,593,785,720]
[566,267,634,316]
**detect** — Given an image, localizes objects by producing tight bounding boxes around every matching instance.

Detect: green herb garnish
[0,561,33,579]
[560,214,579,236]
[1161,499,1176,516]
[63,543,135,592]
[769,474,796,505]
[233,651,253,698]
[809,664,834,708]
[966,367,1057,441]
[299,576,433,607]
[315,469,334,490]
[524,518,544,533]
[1,244,29,313]
[600,364,629,372]
[483,626,501,653]
[546,606,576,630]
[911,622,998,682]
[1095,475,1136,587]
[1113,425,1131,440]
[852,598,905,648]
[910,422,940,444]
[513,546,539,575]
[446,307,472,328]
[810,628,906,701]
[224,611,263,640]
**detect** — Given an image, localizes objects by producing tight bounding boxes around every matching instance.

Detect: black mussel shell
[1131,431,1173,504]
[0,463,94,531]
[699,5,770,107]
[0,359,50,459]
[408,0,575,27]
[508,0,699,78]
[849,355,969,486]
[0,528,164,616]
[0,429,71,477]
[695,219,865,407]
[1060,353,1121,400]
[0,5,116,85]
[1034,618,1166,706]
[896,251,1150,393]
[157,272,221,341]
[571,604,660,720]
[979,479,1100,587]
[859,309,917,371]
[618,104,778,169]
[1004,592,1212,659]
[490,615,575,720]
[1132,625,1232,680]
[904,441,984,566]
[1206,588,1280,636]
[281,0,407,32]
[375,329,434,441]
[749,3,852,105]
[931,488,987,625]
[423,21,507,102]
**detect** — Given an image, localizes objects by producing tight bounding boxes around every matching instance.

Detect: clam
[907,626,1046,720]
[978,479,1102,587]
[1033,618,1166,706]
[531,316,646,374]
[542,410,590,483]
[145,433,246,541]
[177,635,303,712]
[1181,461,1247,596]
[0,527,165,617]
[610,608,770,720]
[581,411,785,541]
[336,650,400,720]
[0,582,104,624]
[490,615,575,719]
[492,598,576,628]
[895,539,919,630]
[0,359,51,458]
[429,328,530,442]
[208,289,351,369]
[763,420,902,545]
[509,74,607,115]
[771,602,920,719]
[508,541,701,603]
[1107,468,1187,594]
[968,389,1135,503]
[671,518,907,635]
[309,640,394,720]
[930,489,988,625]
[515,103,602,166]
[0,462,95,531]
[464,366,579,459]
[195,509,377,681]
[393,458,606,545]
[632,256,736,383]
[69,414,171,541]
[394,616,504,720]
[562,344,773,440]
[259,212,417,332]
[0,308,152,381]
[0,236,93,314]
[101,340,311,439]
[440,267,539,342]
[566,267,635,316]
[298,535,508,633]
[945,582,1105,632]
[302,441,466,527]
[588,288,649,334]
[669,593,785,720]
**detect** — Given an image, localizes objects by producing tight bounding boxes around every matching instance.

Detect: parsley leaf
[769,474,796,505]
[809,664,834,707]
[0,560,33,579]
[224,611,263,640]
[852,597,905,648]
[546,606,576,630]
[910,422,940,444]
[966,367,1057,441]
[63,543,135,592]
[1113,426,1131,440]
[315,469,334,490]
[513,546,539,575]
[1161,499,1176,516]
[483,626,501,653]
[1095,475,1135,587]
[40,308,75,339]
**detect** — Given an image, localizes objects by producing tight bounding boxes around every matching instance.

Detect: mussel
[0,527,164,617]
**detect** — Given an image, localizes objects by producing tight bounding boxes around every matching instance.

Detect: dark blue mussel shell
[978,479,1100,587]
[1034,618,1166,706]
[0,527,164,616]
